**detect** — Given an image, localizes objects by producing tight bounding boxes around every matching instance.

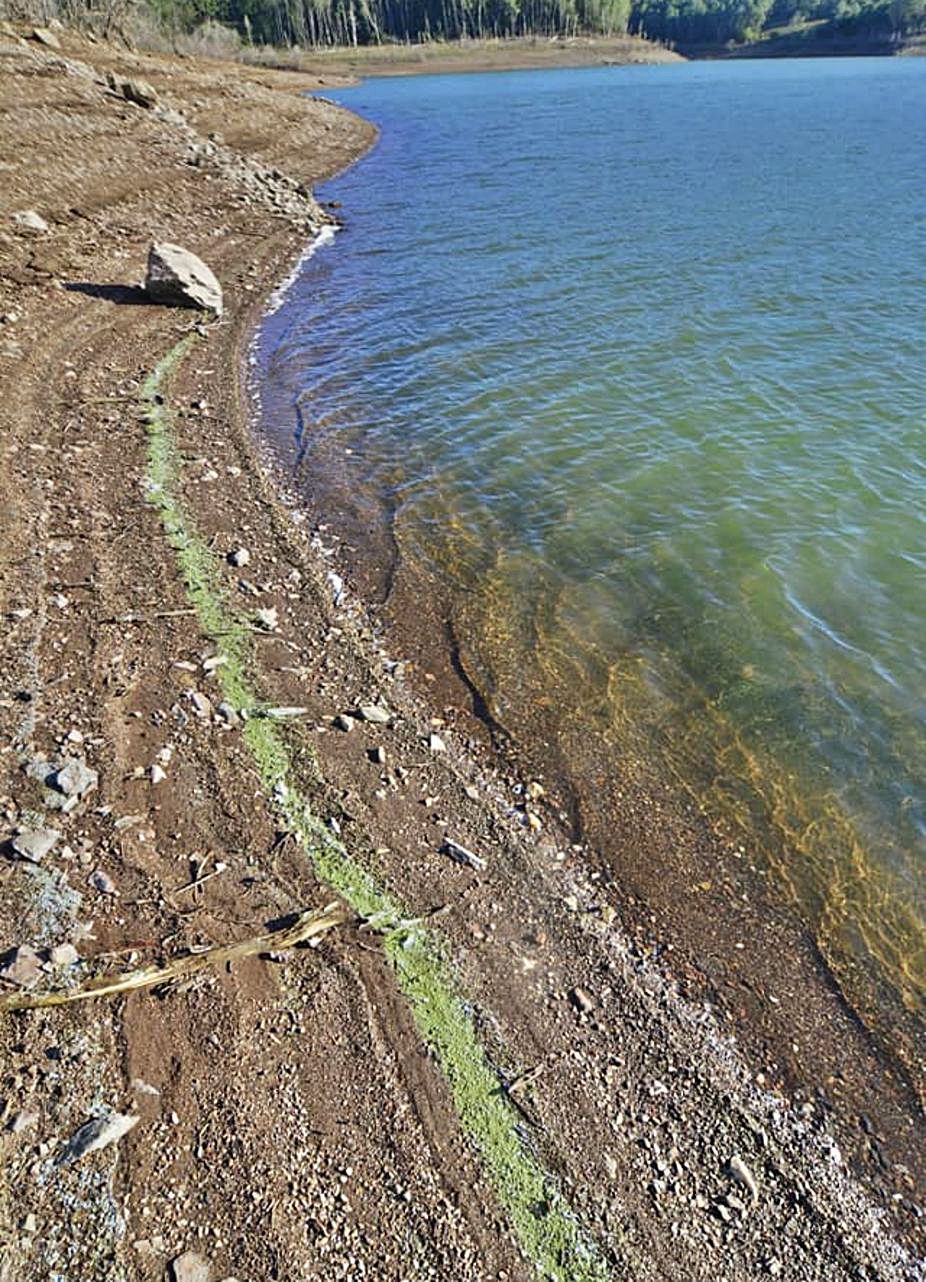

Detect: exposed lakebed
[257,58,926,1091]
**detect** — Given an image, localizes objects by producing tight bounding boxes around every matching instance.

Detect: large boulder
[31,26,60,48]
[12,209,48,234]
[107,71,158,109]
[145,242,223,316]
[121,77,158,108]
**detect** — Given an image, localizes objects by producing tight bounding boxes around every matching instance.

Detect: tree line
[148,0,925,51]
[633,0,925,44]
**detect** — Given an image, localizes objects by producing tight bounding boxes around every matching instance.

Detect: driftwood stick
[0,902,348,1012]
[97,608,198,624]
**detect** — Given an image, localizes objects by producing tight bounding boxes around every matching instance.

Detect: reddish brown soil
[0,26,923,1282]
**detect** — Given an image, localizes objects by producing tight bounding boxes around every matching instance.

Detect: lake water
[258,58,926,1071]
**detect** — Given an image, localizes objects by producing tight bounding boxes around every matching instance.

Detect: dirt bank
[0,25,923,1282]
[250,33,682,78]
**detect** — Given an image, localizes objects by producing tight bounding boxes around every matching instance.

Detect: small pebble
[358,704,390,724]
[49,942,79,967]
[570,986,595,1014]
[89,869,117,895]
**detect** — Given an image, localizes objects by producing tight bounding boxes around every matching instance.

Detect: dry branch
[0,902,348,1012]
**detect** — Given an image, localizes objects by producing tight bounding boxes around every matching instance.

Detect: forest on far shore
[145,0,924,55]
[9,0,922,65]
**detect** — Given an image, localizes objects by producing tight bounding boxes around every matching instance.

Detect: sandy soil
[0,24,923,1282]
[250,33,682,78]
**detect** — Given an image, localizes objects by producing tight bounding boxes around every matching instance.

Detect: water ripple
[260,57,926,1041]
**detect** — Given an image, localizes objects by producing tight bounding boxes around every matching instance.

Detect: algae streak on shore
[143,337,617,1282]
[257,58,926,1103]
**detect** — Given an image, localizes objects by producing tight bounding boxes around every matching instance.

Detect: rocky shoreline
[0,25,923,1281]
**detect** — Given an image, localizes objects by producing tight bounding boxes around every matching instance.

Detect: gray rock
[0,945,41,987]
[216,702,240,728]
[358,704,390,725]
[26,757,56,786]
[190,691,213,718]
[570,986,595,1014]
[59,1111,138,1164]
[145,242,223,316]
[88,868,117,895]
[442,838,487,872]
[428,733,447,753]
[31,26,60,48]
[255,606,278,631]
[171,1252,211,1282]
[335,714,356,732]
[12,209,48,233]
[117,76,158,108]
[8,1110,38,1134]
[49,942,79,967]
[228,547,250,567]
[11,827,61,864]
[52,757,98,799]
[728,1153,759,1201]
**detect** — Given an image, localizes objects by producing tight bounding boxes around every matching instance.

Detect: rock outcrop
[107,72,159,109]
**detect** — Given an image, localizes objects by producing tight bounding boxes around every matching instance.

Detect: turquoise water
[259,59,926,1057]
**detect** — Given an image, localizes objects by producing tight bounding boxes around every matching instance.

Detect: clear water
[259,59,926,1057]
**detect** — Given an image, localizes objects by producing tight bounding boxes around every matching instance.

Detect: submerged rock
[145,242,223,316]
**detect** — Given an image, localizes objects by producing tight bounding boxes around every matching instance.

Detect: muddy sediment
[0,25,923,1282]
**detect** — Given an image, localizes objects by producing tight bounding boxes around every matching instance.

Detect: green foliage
[149,0,217,31]
[630,0,923,42]
[632,0,773,43]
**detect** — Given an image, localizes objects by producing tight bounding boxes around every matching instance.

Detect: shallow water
[259,58,926,1060]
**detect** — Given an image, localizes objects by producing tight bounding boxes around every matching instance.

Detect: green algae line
[141,337,616,1282]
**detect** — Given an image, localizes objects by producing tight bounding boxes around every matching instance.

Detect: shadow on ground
[65,282,151,305]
